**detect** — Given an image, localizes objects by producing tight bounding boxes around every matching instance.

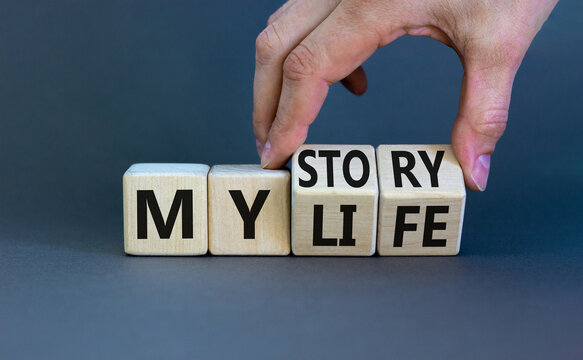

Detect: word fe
[123,145,465,256]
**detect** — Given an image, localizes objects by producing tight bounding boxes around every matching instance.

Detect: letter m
[137,190,193,239]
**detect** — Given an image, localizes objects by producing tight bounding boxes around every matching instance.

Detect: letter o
[343,150,369,188]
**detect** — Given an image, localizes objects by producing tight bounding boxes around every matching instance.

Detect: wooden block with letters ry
[376,145,466,255]
[291,145,378,256]
[208,165,290,255]
[123,163,209,255]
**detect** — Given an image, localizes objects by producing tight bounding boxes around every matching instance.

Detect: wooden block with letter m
[123,163,209,255]
[291,145,378,256]
[376,145,466,256]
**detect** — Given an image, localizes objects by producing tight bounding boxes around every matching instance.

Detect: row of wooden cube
[123,145,466,256]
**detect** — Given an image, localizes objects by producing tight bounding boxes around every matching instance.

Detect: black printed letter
[419,150,444,187]
[391,151,421,187]
[229,190,270,239]
[423,206,448,247]
[339,205,357,246]
[137,190,193,239]
[318,150,341,187]
[343,150,369,188]
[313,205,337,246]
[298,149,317,187]
[394,206,420,247]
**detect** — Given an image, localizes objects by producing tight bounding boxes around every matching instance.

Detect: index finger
[261,1,405,168]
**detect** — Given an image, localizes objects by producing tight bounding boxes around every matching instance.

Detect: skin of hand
[253,0,558,191]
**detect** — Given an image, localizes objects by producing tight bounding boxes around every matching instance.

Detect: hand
[252,0,558,191]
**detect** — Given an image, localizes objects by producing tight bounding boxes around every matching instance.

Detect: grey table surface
[1,1,582,359]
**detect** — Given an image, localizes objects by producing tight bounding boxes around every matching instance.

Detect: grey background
[1,1,582,359]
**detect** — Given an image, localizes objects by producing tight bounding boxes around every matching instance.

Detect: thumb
[452,64,517,192]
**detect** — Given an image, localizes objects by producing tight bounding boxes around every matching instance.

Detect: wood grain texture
[123,163,209,255]
[291,145,378,256]
[208,165,290,255]
[376,145,465,256]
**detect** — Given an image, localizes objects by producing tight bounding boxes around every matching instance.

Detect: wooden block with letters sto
[376,145,466,256]
[123,163,209,255]
[291,145,378,256]
[208,165,290,255]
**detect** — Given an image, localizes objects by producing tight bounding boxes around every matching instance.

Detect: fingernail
[256,139,263,158]
[470,154,491,191]
[260,140,271,168]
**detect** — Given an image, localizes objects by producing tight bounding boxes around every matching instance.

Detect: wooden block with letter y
[208,165,290,255]
[123,163,209,255]
[291,145,378,256]
[376,145,466,256]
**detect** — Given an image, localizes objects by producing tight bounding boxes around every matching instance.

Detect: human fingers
[451,63,518,191]
[253,0,341,150]
[261,0,407,168]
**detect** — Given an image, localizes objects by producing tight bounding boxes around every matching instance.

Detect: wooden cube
[376,145,466,256]
[291,145,378,256]
[123,163,209,255]
[208,165,290,255]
